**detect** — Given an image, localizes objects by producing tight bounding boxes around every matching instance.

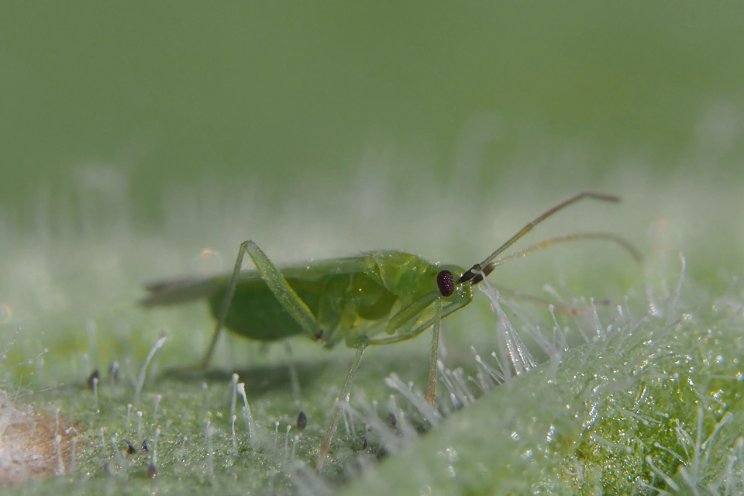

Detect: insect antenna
[485,231,640,272]
[457,192,638,285]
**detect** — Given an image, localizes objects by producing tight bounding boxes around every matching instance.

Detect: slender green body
[144,250,471,349]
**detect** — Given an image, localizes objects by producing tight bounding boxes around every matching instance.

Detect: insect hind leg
[200,240,323,368]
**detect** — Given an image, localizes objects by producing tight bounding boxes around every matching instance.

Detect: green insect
[142,192,640,471]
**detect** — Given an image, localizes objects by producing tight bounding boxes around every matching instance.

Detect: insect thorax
[366,251,440,299]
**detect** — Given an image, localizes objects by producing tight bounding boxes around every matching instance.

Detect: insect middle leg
[201,240,323,368]
[316,344,366,473]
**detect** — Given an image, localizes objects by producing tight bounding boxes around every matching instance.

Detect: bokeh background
[2,2,744,493]
[3,2,742,225]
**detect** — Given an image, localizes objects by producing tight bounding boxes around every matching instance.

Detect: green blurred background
[3,1,742,227]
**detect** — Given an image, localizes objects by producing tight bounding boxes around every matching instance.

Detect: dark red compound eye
[437,270,455,297]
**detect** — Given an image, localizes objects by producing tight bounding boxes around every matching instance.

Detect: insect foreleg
[383,291,440,336]
[200,240,322,368]
[368,296,468,346]
[425,298,442,404]
[316,345,366,473]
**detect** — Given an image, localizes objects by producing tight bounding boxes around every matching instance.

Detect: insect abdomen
[208,277,321,342]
